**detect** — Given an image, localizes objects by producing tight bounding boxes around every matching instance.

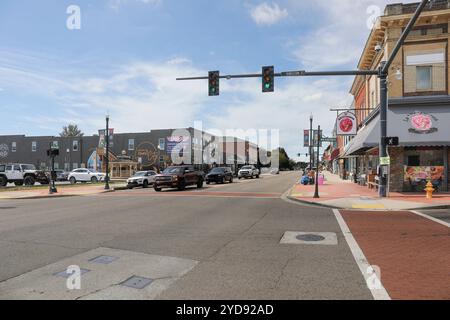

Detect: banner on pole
[303,130,310,147]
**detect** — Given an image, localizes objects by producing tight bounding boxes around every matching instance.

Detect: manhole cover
[89,255,119,265]
[296,234,326,242]
[54,268,90,279]
[120,276,153,290]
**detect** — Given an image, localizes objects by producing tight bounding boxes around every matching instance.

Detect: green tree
[60,124,84,137]
[278,148,293,170]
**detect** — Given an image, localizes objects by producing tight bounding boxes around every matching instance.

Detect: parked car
[54,170,69,182]
[68,169,105,184]
[127,171,157,189]
[238,165,260,179]
[154,165,204,191]
[0,163,50,187]
[206,167,233,184]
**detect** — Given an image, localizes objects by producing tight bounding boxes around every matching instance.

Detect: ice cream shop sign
[405,111,438,134]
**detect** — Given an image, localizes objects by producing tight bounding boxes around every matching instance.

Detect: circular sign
[411,113,432,132]
[337,112,357,135]
[339,117,354,133]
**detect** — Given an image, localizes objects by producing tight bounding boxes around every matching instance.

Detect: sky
[0,0,416,161]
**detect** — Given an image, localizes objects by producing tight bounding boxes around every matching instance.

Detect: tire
[256,175,260,179]
[91,176,98,184]
[70,177,77,185]
[178,180,186,191]
[0,176,7,187]
[143,180,149,188]
[206,181,210,185]
[154,186,162,192]
[14,181,24,186]
[229,177,233,183]
[24,176,36,186]
[197,179,204,189]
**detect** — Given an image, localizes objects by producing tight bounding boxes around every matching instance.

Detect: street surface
[0,172,447,300]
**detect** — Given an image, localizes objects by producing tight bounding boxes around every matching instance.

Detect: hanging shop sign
[336,112,357,136]
[404,112,438,134]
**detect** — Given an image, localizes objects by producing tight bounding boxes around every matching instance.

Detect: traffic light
[208,71,220,96]
[262,66,274,93]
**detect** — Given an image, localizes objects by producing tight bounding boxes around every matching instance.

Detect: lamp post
[313,125,321,199]
[105,115,110,190]
[309,114,313,172]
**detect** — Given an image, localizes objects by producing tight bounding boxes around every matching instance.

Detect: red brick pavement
[341,210,450,300]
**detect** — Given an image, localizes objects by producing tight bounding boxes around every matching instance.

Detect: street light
[309,114,313,176]
[105,115,110,190]
[313,125,321,199]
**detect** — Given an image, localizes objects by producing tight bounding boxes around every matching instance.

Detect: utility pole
[105,115,110,190]
[309,115,313,173]
[176,0,430,198]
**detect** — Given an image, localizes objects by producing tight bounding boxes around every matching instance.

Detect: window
[11,142,16,152]
[73,140,79,151]
[54,163,59,169]
[159,155,165,163]
[13,165,21,171]
[416,66,432,90]
[128,139,135,151]
[52,141,59,148]
[407,155,421,166]
[64,163,70,171]
[73,163,79,170]
[158,138,165,151]
[32,141,37,152]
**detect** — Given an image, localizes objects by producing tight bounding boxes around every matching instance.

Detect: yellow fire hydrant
[425,181,435,199]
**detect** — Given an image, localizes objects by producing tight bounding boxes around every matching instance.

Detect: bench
[367,174,379,190]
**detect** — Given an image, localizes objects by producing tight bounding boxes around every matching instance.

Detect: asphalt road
[0,172,373,300]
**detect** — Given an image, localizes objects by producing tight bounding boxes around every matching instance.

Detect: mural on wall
[134,142,158,166]
[404,166,444,183]
[0,144,9,159]
[404,112,438,134]
[166,136,191,155]
[87,149,102,171]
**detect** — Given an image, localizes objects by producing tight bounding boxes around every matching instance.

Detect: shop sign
[336,112,357,136]
[404,112,438,134]
[380,157,391,166]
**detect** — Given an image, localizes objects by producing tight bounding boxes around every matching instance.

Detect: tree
[60,124,84,137]
[278,148,293,170]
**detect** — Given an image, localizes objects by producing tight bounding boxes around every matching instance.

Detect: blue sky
[0,0,413,160]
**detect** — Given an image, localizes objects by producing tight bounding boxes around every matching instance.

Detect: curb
[0,189,115,200]
[286,196,340,209]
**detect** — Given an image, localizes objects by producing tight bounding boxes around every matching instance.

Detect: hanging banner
[313,130,323,147]
[303,130,310,147]
[98,129,114,148]
[336,112,357,136]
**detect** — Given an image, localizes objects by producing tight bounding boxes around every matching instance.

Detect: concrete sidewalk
[0,185,115,200]
[288,171,450,210]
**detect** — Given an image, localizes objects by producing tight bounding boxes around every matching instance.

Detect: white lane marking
[332,209,391,301]
[410,210,450,228]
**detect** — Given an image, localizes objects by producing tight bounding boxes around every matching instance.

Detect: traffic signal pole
[177,0,430,198]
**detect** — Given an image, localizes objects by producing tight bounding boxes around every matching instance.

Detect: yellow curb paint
[352,204,386,209]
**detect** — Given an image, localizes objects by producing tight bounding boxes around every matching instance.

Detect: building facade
[341,0,450,192]
[0,128,263,176]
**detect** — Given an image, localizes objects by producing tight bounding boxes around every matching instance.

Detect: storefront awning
[343,102,450,157]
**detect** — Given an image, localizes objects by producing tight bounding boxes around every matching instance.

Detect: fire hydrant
[425,181,435,199]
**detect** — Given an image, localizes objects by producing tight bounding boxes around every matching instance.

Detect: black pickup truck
[154,165,204,191]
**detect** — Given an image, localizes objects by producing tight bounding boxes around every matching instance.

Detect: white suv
[238,165,260,179]
[68,169,105,184]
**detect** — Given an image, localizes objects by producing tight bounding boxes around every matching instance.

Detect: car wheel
[70,177,77,185]
[197,179,204,189]
[206,181,210,185]
[178,180,186,191]
[143,180,149,188]
[91,176,98,184]
[229,177,233,183]
[127,185,134,190]
[0,176,7,187]
[154,186,162,192]
[14,181,24,186]
[24,176,36,186]
[256,175,260,179]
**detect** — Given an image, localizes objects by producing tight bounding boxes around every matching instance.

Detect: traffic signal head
[208,71,220,96]
[262,66,274,93]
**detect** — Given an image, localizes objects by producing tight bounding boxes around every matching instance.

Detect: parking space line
[410,210,450,228]
[332,209,391,301]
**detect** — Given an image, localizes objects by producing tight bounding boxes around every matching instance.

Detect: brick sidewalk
[289,171,450,210]
[340,210,450,300]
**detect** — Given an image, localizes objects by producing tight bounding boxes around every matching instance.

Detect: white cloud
[250,2,288,26]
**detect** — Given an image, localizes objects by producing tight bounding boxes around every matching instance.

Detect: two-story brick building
[342,0,450,192]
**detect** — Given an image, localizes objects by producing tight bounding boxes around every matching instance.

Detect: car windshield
[163,167,183,174]
[242,166,252,170]
[210,168,226,174]
[133,172,146,177]
[21,164,36,171]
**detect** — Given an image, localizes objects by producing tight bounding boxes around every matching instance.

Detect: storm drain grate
[89,255,119,265]
[54,268,90,279]
[296,234,326,242]
[120,276,153,289]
